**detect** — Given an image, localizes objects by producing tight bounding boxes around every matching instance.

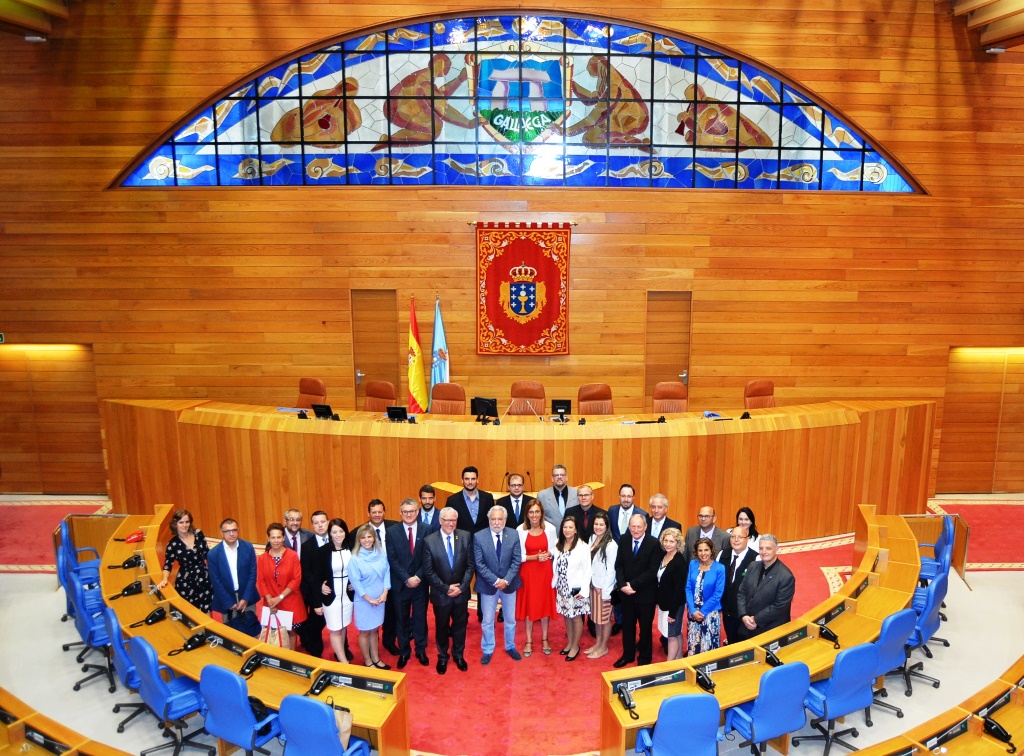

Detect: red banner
[476,222,571,355]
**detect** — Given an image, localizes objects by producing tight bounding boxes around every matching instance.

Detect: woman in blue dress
[686,536,726,656]
[348,523,391,669]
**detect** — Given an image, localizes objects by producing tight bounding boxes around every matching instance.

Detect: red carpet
[927,500,1023,569]
[0,500,109,573]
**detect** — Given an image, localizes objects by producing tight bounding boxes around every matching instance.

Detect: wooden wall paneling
[351,289,399,411]
[994,352,1024,491]
[936,349,1005,492]
[644,291,692,411]
[0,348,41,493]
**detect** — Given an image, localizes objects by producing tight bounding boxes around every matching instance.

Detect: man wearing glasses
[422,507,475,674]
[208,519,260,636]
[496,473,535,529]
[684,505,730,561]
[538,464,578,526]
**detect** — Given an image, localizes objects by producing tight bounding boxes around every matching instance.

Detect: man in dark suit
[446,466,494,536]
[613,512,662,668]
[422,507,475,674]
[607,484,649,543]
[565,484,605,541]
[717,526,759,644]
[282,509,315,557]
[418,484,442,535]
[385,498,431,669]
[297,510,335,659]
[347,499,400,653]
[495,473,534,530]
[473,505,523,664]
[646,493,681,543]
[735,534,796,641]
[683,505,731,561]
[537,464,578,526]
[208,518,260,636]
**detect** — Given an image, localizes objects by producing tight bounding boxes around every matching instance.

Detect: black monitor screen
[386,406,409,421]
[471,397,498,418]
[551,399,571,416]
[311,403,334,419]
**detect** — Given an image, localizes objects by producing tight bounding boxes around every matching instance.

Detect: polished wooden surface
[597,504,919,755]
[102,508,410,755]
[6,0,1024,501]
[0,687,132,756]
[102,398,933,543]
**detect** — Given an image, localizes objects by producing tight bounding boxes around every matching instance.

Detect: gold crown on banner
[509,263,537,282]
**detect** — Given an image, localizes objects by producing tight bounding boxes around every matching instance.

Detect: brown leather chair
[508,380,545,416]
[363,380,397,412]
[429,382,466,414]
[296,377,326,409]
[744,379,776,409]
[578,383,613,415]
[652,381,688,413]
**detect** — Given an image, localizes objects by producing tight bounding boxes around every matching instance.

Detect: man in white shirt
[298,510,333,659]
[496,473,535,529]
[418,485,442,534]
[208,518,259,636]
[716,526,759,643]
[386,498,430,668]
[647,493,682,542]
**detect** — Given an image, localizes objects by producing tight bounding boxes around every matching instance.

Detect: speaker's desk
[102,508,409,756]
[103,398,934,547]
[598,505,919,756]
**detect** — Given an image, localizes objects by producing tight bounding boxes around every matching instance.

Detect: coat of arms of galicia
[499,263,546,324]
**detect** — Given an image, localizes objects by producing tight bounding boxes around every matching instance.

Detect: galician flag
[407,297,428,414]
[430,296,450,406]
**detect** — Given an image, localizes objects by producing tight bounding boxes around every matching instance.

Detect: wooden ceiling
[944,0,1024,50]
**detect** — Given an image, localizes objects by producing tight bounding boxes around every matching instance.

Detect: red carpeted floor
[928,500,1023,568]
[0,501,109,572]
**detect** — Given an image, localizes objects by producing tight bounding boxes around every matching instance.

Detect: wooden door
[350,290,400,409]
[0,344,105,494]
[994,352,1024,492]
[644,292,692,411]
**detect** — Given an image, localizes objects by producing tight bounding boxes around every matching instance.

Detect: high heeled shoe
[565,649,579,662]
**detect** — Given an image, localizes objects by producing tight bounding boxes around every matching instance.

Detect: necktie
[513,499,520,521]
[290,534,297,551]
[495,532,502,562]
[620,508,629,534]
[730,552,738,582]
[375,527,381,545]
[422,512,428,525]
[446,535,454,568]
[633,539,640,557]
[583,510,590,532]
[408,526,415,554]
[558,490,566,516]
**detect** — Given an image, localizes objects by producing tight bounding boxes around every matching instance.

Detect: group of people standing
[155,463,796,674]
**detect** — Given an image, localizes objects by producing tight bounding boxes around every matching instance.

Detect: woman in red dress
[515,500,557,656]
[256,522,307,650]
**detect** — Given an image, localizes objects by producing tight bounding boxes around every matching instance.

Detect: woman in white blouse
[551,515,592,662]
[586,511,618,659]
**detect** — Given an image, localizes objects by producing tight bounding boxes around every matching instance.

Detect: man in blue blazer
[607,484,649,542]
[208,518,259,636]
[473,506,523,664]
[417,485,443,535]
[422,507,475,674]
[386,498,431,669]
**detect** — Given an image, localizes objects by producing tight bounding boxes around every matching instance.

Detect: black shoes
[613,657,633,668]
[416,651,429,666]
[436,658,448,675]
[453,657,468,672]
[397,655,409,669]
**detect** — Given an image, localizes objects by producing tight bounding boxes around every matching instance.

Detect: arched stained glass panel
[122,15,914,192]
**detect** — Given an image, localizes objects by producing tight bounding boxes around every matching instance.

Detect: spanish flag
[407,297,428,414]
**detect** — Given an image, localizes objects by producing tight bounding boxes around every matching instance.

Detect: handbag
[324,696,353,749]
[225,608,262,638]
[258,611,286,647]
[247,696,274,736]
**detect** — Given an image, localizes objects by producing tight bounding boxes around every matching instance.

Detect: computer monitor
[311,403,334,419]
[551,399,571,417]
[471,397,498,418]
[386,406,409,422]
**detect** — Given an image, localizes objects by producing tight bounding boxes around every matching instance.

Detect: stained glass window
[123,14,914,192]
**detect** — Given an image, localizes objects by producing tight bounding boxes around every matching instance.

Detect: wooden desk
[597,504,918,756]
[0,688,132,756]
[103,507,410,756]
[103,399,934,544]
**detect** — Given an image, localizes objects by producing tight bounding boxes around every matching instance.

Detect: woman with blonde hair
[349,523,391,669]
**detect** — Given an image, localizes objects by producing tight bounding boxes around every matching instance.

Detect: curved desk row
[598,505,923,755]
[102,399,934,544]
[0,687,131,756]
[858,655,1024,756]
[99,506,409,755]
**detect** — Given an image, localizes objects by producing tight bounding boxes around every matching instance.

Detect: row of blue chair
[636,579,951,756]
[102,607,369,756]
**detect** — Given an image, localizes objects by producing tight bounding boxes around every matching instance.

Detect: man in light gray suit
[683,505,731,560]
[473,506,523,664]
[538,464,578,526]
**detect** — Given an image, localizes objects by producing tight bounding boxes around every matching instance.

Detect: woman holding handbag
[317,518,354,663]
[256,522,307,650]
